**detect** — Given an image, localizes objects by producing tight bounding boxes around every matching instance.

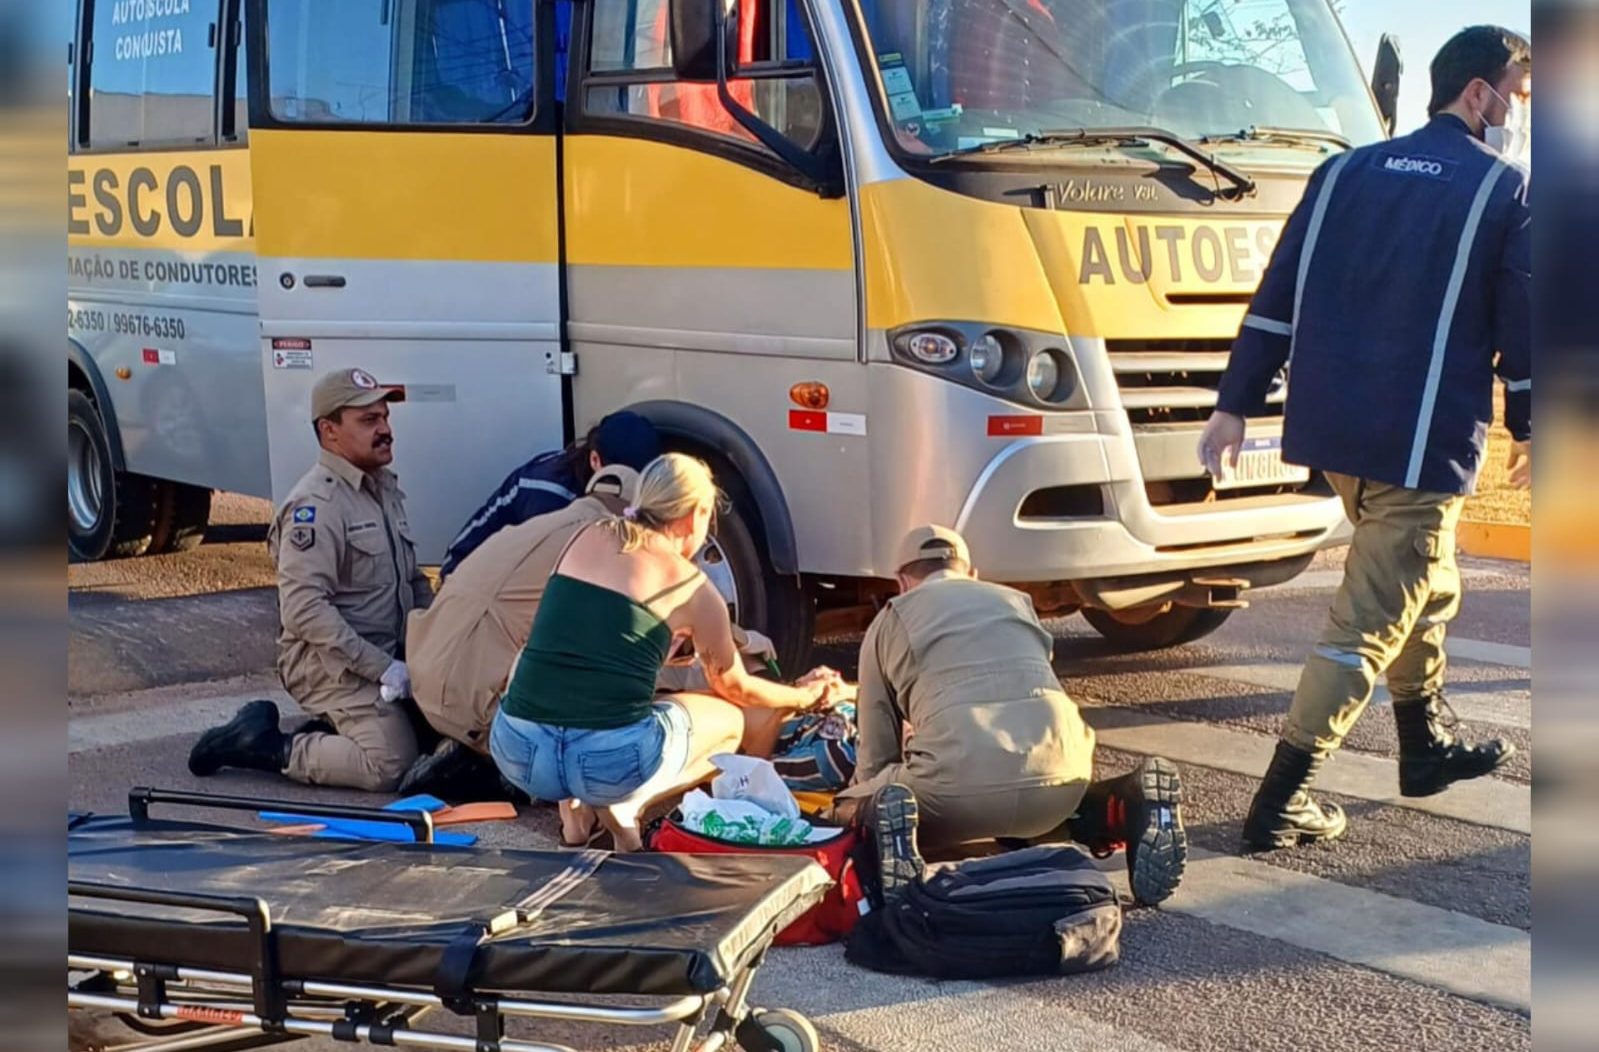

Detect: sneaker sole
[874,784,924,903]
[1129,757,1187,906]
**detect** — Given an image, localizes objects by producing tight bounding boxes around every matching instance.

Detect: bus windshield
[855,0,1384,161]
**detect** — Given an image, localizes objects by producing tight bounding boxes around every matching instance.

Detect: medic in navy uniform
[438,411,661,579]
[1199,26,1532,851]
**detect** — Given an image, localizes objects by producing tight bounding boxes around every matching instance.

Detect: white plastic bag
[709,753,801,820]
[679,789,812,846]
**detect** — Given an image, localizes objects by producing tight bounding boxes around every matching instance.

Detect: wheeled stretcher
[69,789,833,1052]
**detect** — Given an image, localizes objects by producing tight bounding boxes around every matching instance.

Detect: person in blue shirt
[1199,26,1532,852]
[440,411,662,579]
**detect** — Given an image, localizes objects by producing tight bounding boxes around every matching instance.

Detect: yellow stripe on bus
[563,136,852,271]
[68,149,255,253]
[249,130,560,263]
[860,178,1065,334]
[861,178,1285,340]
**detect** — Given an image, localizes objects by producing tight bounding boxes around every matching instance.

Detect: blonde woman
[490,453,838,851]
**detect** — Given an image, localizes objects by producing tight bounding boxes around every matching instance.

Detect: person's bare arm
[680,582,827,712]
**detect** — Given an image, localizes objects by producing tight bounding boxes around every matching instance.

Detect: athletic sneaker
[1070,756,1187,906]
[870,783,925,907]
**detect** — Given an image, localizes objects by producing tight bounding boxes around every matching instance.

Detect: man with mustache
[188,368,434,791]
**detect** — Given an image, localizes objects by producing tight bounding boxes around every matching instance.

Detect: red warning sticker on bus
[987,415,1043,437]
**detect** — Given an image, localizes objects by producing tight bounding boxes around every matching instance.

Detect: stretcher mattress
[69,815,831,997]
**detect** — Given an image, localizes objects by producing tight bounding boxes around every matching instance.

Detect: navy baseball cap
[591,411,662,470]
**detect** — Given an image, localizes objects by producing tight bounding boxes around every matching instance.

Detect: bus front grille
[1105,339,1286,425]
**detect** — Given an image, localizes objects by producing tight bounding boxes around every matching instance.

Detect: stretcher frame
[68,789,823,1052]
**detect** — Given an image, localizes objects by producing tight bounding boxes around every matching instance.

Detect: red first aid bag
[648,815,867,945]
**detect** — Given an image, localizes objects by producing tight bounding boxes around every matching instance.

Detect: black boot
[397,739,520,803]
[1242,740,1347,850]
[868,783,924,907]
[187,700,287,777]
[1394,695,1515,798]
[1068,756,1187,906]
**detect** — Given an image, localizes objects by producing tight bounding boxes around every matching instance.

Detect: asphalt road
[67,499,1532,1052]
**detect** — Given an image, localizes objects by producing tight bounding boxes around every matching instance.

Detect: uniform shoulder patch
[292,505,317,523]
[288,525,315,551]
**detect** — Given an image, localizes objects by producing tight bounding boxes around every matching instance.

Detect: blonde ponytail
[606,453,722,552]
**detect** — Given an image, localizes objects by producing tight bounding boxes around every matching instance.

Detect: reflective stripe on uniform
[1405,158,1511,488]
[1291,152,1353,356]
[448,478,576,549]
[1313,643,1367,669]
[1243,313,1294,337]
[1504,377,1531,392]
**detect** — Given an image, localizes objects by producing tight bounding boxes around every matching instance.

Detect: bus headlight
[969,333,1006,385]
[1026,349,1067,402]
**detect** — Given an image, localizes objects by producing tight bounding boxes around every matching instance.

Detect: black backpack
[845,844,1121,979]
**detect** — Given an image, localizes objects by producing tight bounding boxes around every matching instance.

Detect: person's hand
[1197,411,1246,480]
[737,628,777,661]
[795,665,841,688]
[1507,439,1531,489]
[379,659,411,703]
[798,675,842,713]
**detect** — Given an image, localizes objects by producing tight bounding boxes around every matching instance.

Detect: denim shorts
[490,702,693,807]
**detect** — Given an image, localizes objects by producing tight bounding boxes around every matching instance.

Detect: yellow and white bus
[68,0,1396,668]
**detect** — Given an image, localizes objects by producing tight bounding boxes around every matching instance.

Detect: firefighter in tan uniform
[835,526,1188,907]
[188,368,433,792]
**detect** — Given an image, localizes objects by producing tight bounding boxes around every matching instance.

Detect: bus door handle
[303,274,347,288]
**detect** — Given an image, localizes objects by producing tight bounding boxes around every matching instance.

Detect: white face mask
[1481,85,1530,162]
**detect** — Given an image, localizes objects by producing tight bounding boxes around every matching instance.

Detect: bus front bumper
[952,433,1349,606]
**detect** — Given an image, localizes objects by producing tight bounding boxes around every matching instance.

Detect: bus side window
[584,0,826,152]
[262,0,536,126]
[87,0,221,148]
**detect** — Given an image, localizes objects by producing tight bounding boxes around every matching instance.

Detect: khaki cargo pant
[280,646,419,792]
[1283,472,1466,754]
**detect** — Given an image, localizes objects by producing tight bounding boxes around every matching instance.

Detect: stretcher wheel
[742,1008,820,1052]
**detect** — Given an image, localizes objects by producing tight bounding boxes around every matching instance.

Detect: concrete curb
[1457,521,1530,562]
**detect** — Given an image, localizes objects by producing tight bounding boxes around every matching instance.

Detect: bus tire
[702,495,816,678]
[151,481,212,554]
[1082,604,1234,652]
[68,389,159,561]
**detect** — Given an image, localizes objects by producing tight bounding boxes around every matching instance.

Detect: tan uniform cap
[311,368,405,421]
[586,464,641,503]
[895,524,971,572]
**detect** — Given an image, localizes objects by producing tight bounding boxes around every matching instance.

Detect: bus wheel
[698,496,816,677]
[1082,604,1234,652]
[68,389,159,561]
[151,481,212,554]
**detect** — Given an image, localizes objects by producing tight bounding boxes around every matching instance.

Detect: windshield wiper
[930,125,1257,199]
[1205,125,1352,151]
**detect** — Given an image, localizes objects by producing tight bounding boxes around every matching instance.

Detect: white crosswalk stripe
[1160,850,1529,1012]
[1186,662,1530,729]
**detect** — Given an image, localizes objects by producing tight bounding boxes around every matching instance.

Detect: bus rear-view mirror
[1371,33,1403,137]
[669,0,735,83]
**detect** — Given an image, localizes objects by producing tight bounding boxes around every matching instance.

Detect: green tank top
[501,574,675,729]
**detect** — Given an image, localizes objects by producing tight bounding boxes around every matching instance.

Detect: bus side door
[245,0,565,561]
[561,0,864,569]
